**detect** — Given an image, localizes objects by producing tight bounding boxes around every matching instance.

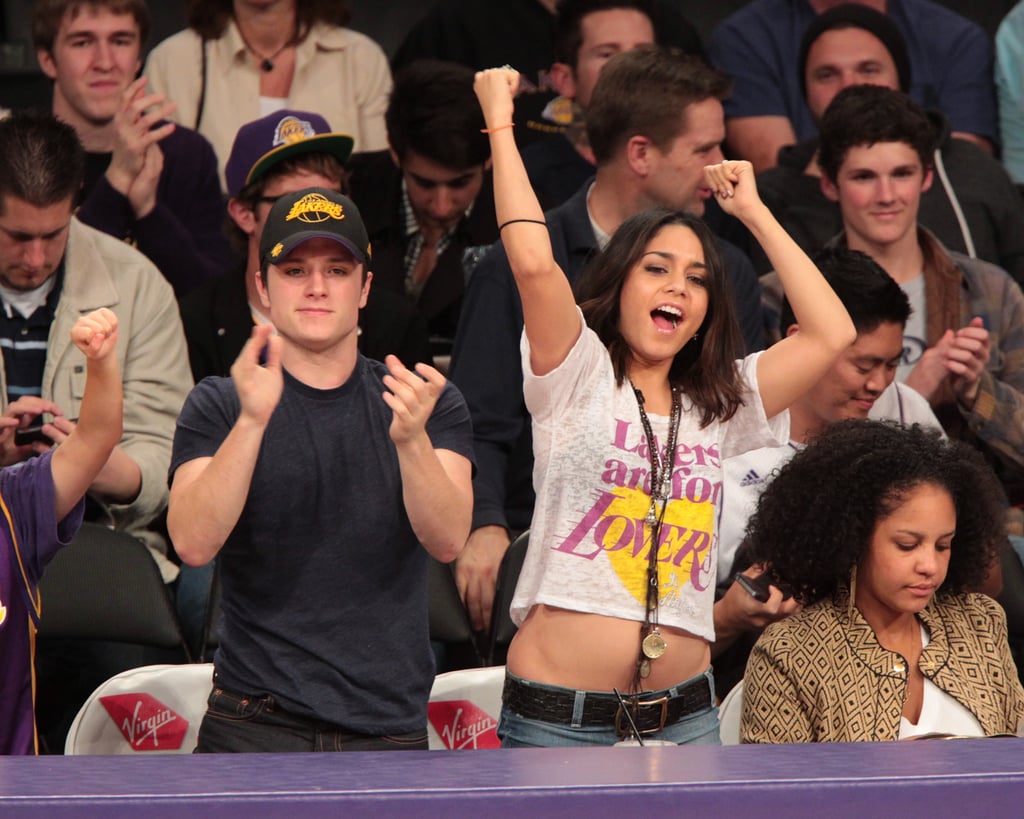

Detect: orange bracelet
[480,123,514,133]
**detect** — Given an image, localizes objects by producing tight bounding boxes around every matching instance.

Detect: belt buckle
[615,694,670,737]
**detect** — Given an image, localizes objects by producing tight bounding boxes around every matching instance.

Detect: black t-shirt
[171,356,475,733]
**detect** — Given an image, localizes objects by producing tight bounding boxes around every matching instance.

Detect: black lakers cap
[259,187,372,269]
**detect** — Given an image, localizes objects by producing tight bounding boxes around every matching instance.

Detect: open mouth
[651,305,682,331]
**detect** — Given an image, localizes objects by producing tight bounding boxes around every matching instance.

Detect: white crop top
[511,314,789,641]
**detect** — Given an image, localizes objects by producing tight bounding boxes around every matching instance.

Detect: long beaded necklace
[630,381,682,687]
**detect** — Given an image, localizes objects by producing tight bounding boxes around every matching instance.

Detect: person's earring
[689,331,700,344]
[848,564,858,620]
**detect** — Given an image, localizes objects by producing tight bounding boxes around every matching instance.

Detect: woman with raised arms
[473,67,856,747]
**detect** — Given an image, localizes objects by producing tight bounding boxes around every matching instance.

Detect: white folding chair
[426,665,505,750]
[718,678,745,745]
[64,663,214,755]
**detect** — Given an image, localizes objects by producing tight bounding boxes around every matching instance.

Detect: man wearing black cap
[709,0,996,173]
[752,4,1024,287]
[168,187,475,753]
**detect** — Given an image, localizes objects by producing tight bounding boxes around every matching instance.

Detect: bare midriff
[506,604,711,692]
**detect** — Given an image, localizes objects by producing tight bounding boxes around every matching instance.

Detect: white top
[899,625,985,739]
[898,274,928,382]
[259,96,288,117]
[718,381,943,581]
[511,312,789,641]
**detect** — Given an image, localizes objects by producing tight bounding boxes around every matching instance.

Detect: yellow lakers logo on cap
[286,192,345,223]
[273,115,316,146]
[270,242,284,258]
[544,96,575,126]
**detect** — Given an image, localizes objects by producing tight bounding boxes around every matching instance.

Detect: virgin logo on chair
[99,693,189,751]
[427,699,500,750]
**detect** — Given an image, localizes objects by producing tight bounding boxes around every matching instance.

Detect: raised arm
[382,356,473,563]
[705,161,855,418]
[49,309,123,521]
[168,324,283,567]
[474,67,579,376]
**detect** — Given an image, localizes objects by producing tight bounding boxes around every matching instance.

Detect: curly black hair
[744,420,1005,605]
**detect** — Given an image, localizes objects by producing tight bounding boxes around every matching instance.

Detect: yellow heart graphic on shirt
[0,601,6,627]
[595,486,715,605]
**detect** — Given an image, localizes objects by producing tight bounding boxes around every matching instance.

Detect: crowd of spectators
[4,0,1024,756]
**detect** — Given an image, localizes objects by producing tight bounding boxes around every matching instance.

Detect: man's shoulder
[146,27,201,62]
[870,382,942,430]
[712,0,800,38]
[347,150,401,232]
[179,267,246,324]
[307,21,388,56]
[892,0,987,36]
[158,121,217,158]
[546,184,596,251]
[67,218,156,270]
[950,249,1019,291]
[66,219,175,302]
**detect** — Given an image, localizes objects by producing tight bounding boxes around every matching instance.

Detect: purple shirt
[0,451,84,755]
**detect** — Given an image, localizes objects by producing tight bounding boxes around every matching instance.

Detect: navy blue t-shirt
[170,355,474,734]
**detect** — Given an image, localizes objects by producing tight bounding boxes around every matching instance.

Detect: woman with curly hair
[741,420,1024,743]
[145,0,390,188]
[473,66,855,747]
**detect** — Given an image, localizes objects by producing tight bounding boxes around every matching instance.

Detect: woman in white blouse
[145,0,390,189]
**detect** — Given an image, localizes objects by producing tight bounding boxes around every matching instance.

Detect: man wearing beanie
[167,187,474,753]
[753,5,1024,287]
[709,0,996,173]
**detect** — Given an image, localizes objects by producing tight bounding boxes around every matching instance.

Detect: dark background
[1,1,1019,109]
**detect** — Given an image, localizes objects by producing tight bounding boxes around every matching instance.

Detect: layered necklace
[630,381,682,686]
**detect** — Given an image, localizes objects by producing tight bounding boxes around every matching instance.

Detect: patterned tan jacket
[741,589,1024,742]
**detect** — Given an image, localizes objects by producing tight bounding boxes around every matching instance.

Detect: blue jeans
[195,683,429,753]
[498,669,721,748]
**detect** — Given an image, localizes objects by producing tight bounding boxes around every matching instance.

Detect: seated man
[520,0,656,210]
[180,109,432,384]
[709,0,996,171]
[168,187,474,753]
[0,111,191,581]
[755,5,1024,284]
[32,0,229,297]
[773,84,1024,503]
[347,59,497,361]
[449,45,765,637]
[712,249,942,693]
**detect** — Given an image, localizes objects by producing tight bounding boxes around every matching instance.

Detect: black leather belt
[503,673,712,736]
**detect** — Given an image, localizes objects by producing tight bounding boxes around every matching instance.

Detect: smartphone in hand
[734,573,772,603]
[14,424,49,447]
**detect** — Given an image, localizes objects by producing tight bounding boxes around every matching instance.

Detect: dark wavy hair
[186,0,351,40]
[745,420,1006,605]
[575,208,743,427]
[818,84,936,184]
[386,60,489,169]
